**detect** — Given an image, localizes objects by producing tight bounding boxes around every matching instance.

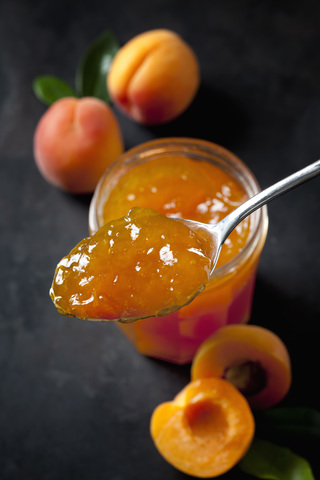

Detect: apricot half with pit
[150,377,254,478]
[191,324,291,410]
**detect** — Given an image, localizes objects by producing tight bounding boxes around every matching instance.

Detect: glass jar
[89,138,268,364]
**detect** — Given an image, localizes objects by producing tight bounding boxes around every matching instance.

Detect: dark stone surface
[1,1,319,478]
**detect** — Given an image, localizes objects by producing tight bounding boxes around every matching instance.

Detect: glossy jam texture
[50,207,211,322]
[102,155,250,268]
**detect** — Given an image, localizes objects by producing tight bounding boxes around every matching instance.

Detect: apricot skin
[191,325,292,410]
[33,97,124,193]
[107,29,200,125]
[150,378,255,478]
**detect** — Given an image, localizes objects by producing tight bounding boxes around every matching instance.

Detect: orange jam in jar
[89,138,268,364]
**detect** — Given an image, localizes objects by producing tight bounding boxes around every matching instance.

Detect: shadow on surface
[252,275,320,408]
[147,83,249,148]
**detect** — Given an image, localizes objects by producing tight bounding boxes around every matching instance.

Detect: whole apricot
[33,97,124,193]
[107,29,200,125]
[150,378,255,478]
[191,325,292,410]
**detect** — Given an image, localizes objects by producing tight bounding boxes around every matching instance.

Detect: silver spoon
[178,159,320,276]
[52,160,320,323]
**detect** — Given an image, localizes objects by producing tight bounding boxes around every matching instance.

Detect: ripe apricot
[34,97,124,193]
[150,378,255,478]
[107,29,200,125]
[191,325,292,410]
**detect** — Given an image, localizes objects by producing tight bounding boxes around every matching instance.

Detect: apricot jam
[50,208,211,322]
[102,155,250,269]
[89,138,268,364]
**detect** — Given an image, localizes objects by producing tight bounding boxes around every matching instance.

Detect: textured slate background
[1,1,319,479]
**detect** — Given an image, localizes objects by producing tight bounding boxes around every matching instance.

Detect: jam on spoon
[50,207,212,322]
[50,159,320,323]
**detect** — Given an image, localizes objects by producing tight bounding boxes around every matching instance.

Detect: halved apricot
[150,377,255,478]
[191,324,291,410]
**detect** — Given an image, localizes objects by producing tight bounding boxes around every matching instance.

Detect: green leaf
[33,75,76,105]
[76,30,120,103]
[255,407,320,439]
[239,438,315,480]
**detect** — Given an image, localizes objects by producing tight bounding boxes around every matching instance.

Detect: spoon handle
[218,159,320,244]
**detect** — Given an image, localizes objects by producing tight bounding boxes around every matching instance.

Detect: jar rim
[89,137,269,280]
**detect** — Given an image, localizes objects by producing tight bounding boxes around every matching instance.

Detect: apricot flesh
[150,378,255,478]
[34,97,124,193]
[191,325,292,410]
[50,207,212,322]
[107,29,200,125]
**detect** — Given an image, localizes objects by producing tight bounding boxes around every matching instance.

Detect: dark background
[1,1,320,479]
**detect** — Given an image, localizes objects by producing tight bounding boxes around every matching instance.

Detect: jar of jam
[89,138,269,364]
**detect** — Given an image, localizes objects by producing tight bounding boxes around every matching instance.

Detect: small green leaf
[239,438,315,480]
[76,30,120,103]
[33,75,76,105]
[255,407,320,439]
